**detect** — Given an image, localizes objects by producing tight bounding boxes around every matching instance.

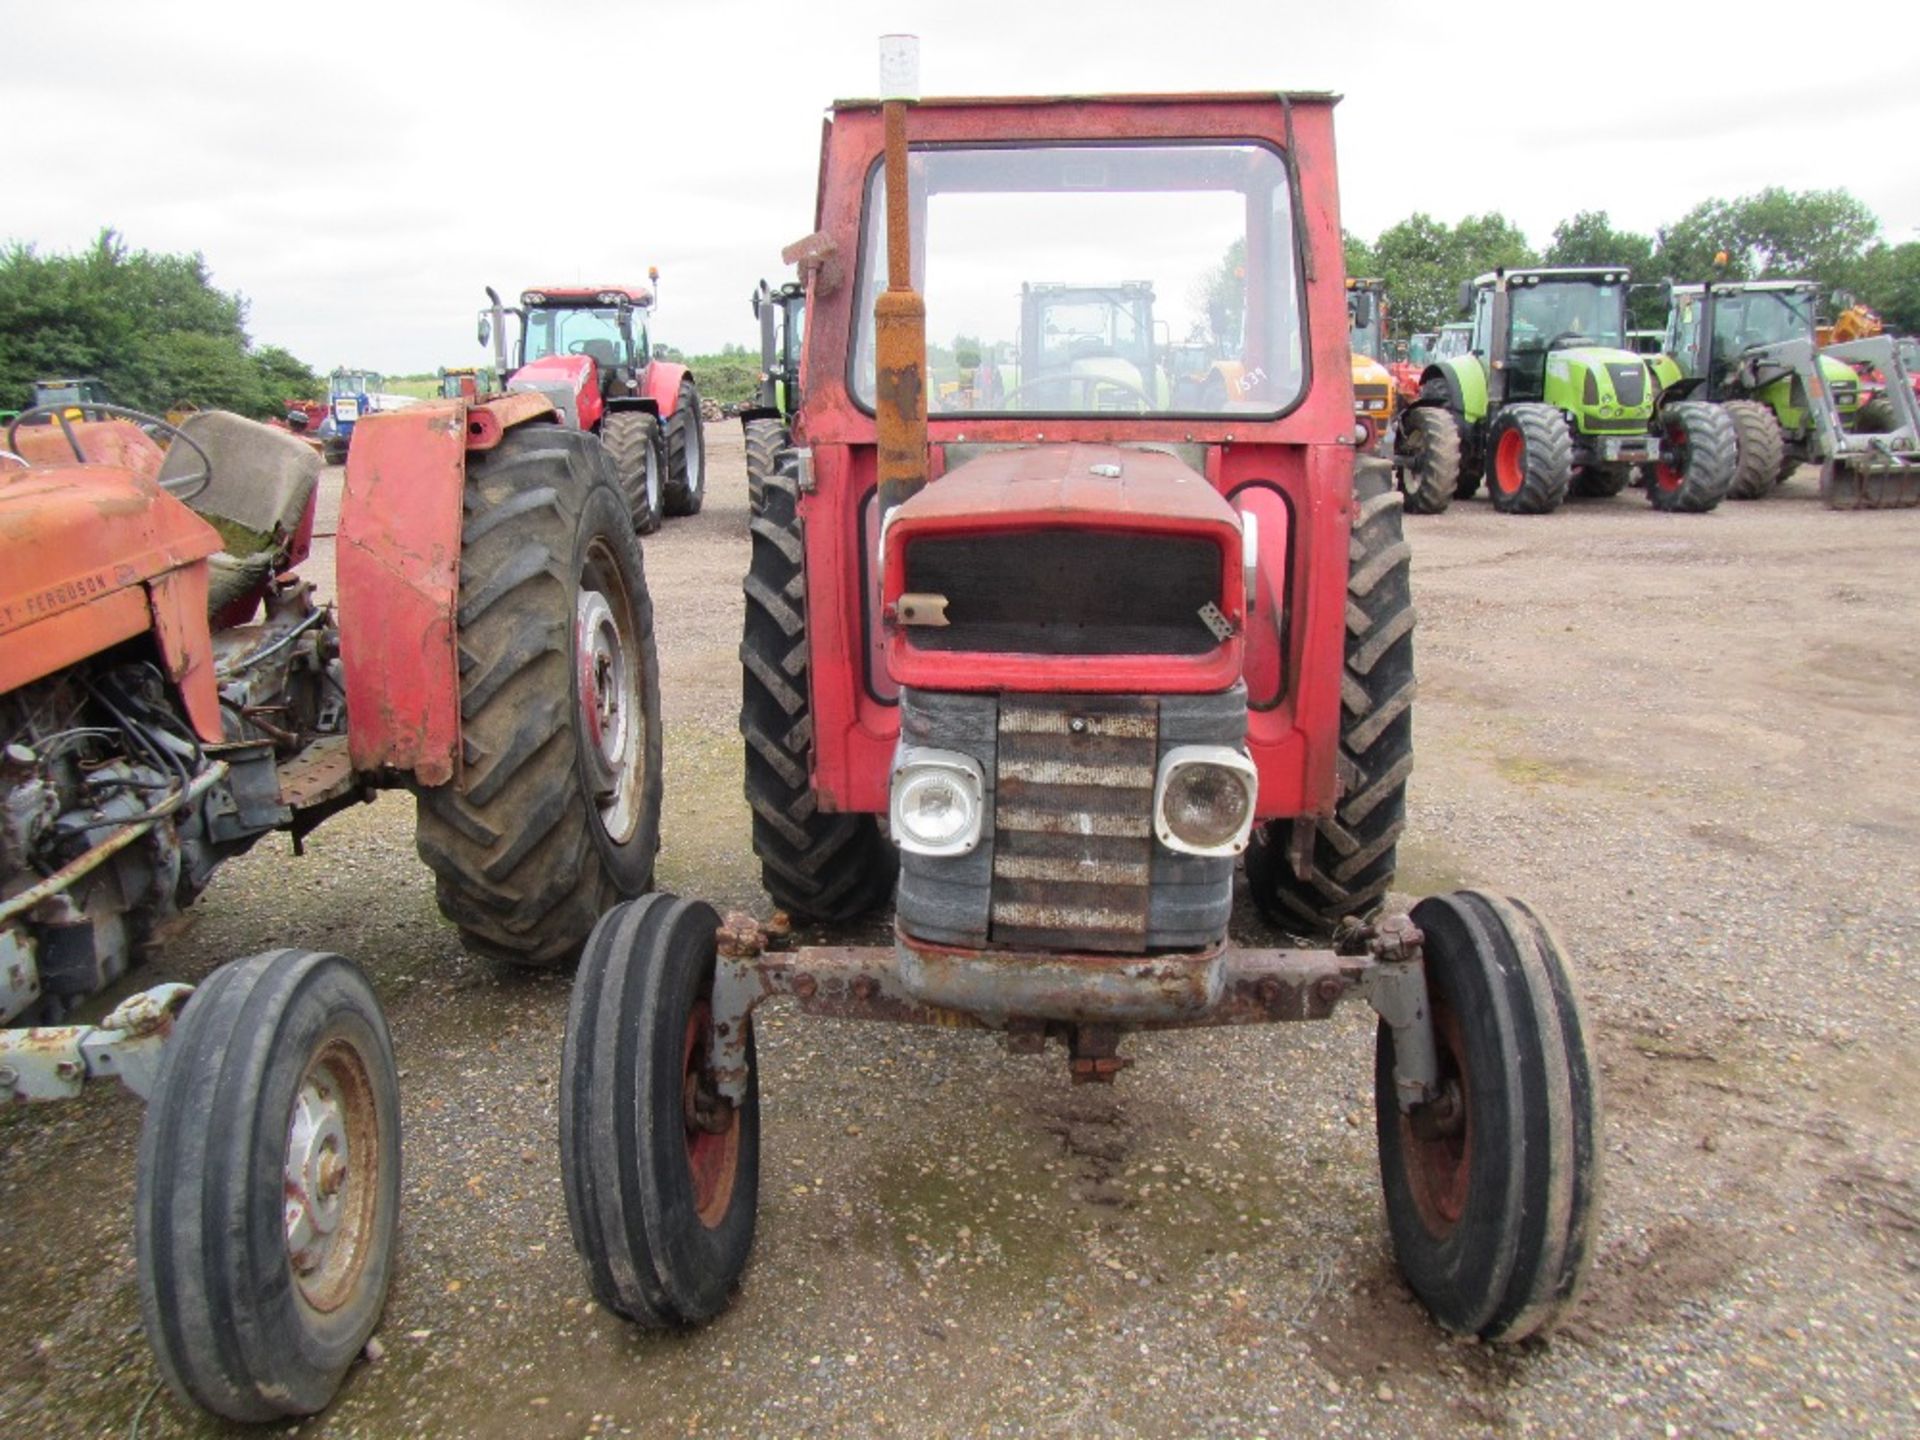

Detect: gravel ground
[2,429,1916,1438]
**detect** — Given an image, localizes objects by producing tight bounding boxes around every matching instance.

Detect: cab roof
[1669,279,1817,295]
[830,90,1339,113]
[521,285,654,308]
[1472,266,1632,288]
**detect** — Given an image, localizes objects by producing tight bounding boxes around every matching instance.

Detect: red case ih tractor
[480,276,706,534]
[1,394,663,1420]
[559,71,1600,1345]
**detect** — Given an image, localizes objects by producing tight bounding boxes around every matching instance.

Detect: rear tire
[742,416,788,517]
[1484,405,1571,514]
[1644,401,1735,513]
[741,456,897,921]
[415,426,664,967]
[561,895,759,1325]
[1376,891,1600,1343]
[1393,406,1461,515]
[1246,463,1412,933]
[663,380,706,517]
[137,950,400,1421]
[601,411,664,534]
[1722,399,1785,499]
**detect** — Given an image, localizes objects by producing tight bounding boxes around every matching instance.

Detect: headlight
[1153,745,1258,856]
[890,748,985,857]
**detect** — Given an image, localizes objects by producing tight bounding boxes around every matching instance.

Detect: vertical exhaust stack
[874,33,928,513]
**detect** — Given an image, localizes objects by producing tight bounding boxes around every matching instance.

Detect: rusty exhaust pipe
[874,33,928,514]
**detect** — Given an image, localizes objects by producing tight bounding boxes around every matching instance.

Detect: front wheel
[663,380,706,517]
[1394,406,1462,514]
[415,425,664,967]
[601,411,665,535]
[1376,891,1600,1343]
[1643,401,1736,513]
[1721,398,1785,500]
[561,895,760,1325]
[137,950,401,1421]
[1485,405,1571,514]
[742,416,788,517]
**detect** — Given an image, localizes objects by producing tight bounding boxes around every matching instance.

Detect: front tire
[601,411,664,534]
[1485,405,1571,514]
[741,457,897,920]
[1246,462,1412,932]
[1645,401,1736,512]
[1394,406,1462,515]
[415,426,664,967]
[137,950,400,1421]
[742,416,788,517]
[561,895,760,1325]
[1722,399,1785,500]
[663,379,706,517]
[1376,891,1600,1343]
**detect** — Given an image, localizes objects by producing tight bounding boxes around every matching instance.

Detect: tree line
[1343,187,1920,337]
[0,230,317,417]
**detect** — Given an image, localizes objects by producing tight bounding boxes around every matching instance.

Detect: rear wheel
[663,379,706,517]
[137,950,400,1421]
[1722,398,1786,500]
[561,895,759,1325]
[1484,405,1571,514]
[741,457,897,920]
[1394,406,1462,514]
[415,426,664,967]
[1644,401,1735,513]
[601,411,664,534]
[1376,891,1600,1342]
[1246,463,1412,932]
[1854,394,1897,434]
[742,416,788,517]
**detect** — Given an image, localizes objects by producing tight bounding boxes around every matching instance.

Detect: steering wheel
[5,403,213,500]
[997,372,1159,414]
[1544,331,1597,351]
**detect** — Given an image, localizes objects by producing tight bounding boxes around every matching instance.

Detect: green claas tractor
[739,278,806,512]
[1648,280,1901,502]
[1012,280,1171,410]
[1394,266,1735,516]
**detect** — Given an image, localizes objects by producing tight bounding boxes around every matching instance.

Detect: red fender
[641,359,691,416]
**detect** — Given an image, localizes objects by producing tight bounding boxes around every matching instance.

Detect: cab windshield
[852,142,1305,416]
[1712,290,1814,355]
[1349,296,1384,363]
[329,372,375,396]
[1509,282,1626,351]
[523,307,635,367]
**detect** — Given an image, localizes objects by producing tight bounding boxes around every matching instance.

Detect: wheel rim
[576,541,645,844]
[284,1038,383,1313]
[1656,424,1687,492]
[1398,1003,1472,1240]
[683,405,703,496]
[1493,428,1525,494]
[680,1000,741,1229]
[646,440,661,518]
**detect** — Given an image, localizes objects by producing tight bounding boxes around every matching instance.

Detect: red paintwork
[882,444,1245,693]
[795,94,1355,819]
[524,284,654,308]
[640,358,690,416]
[1389,360,1423,403]
[0,461,224,738]
[337,403,468,786]
[515,353,604,432]
[12,419,166,479]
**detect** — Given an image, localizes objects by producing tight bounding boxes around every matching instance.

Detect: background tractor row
[739,276,805,512]
[1393,266,1737,515]
[1,388,666,1421]
[1347,276,1396,454]
[480,275,707,534]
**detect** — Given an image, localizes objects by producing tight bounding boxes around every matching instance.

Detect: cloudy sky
[12,0,1919,375]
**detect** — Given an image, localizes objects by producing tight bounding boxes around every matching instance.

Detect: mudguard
[641,358,691,416]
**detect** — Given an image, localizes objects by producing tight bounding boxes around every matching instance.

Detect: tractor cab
[494,285,655,432]
[1467,266,1633,404]
[747,278,806,421]
[1430,321,1471,362]
[437,365,497,400]
[31,376,111,411]
[1008,280,1165,411]
[1655,280,1860,417]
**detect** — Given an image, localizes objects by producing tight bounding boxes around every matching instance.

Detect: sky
[11,0,1920,375]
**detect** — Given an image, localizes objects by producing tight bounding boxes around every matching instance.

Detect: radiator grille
[1606,362,1648,408]
[990,695,1157,952]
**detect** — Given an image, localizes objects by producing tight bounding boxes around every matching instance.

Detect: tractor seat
[156,411,321,614]
[580,339,620,370]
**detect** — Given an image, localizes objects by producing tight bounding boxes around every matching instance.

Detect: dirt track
[2,429,1917,1438]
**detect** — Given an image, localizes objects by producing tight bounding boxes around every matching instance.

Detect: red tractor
[1,393,663,1420]
[559,66,1600,1346]
[480,275,706,534]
